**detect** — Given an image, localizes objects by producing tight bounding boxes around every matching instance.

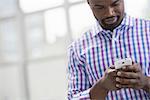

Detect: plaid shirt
[67,14,150,100]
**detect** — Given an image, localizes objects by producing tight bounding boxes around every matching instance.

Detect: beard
[94,15,124,31]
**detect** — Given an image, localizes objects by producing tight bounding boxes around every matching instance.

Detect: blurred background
[0,0,149,100]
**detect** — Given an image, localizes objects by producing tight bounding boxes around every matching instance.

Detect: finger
[107,68,117,76]
[117,71,140,79]
[115,84,122,90]
[121,63,141,72]
[116,77,138,85]
[116,84,133,88]
[117,84,141,89]
[110,65,115,69]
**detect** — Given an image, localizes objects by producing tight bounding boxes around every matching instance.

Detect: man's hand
[90,65,119,100]
[115,63,149,91]
[101,65,121,91]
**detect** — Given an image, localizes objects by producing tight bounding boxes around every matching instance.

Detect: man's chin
[102,23,117,30]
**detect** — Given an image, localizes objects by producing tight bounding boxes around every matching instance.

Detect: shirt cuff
[72,88,91,100]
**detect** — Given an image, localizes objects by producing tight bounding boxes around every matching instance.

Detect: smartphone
[114,58,132,69]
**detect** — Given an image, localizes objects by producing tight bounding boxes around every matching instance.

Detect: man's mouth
[104,16,118,25]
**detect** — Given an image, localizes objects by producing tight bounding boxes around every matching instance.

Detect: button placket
[112,29,120,62]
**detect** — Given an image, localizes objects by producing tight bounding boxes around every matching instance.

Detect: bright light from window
[69,3,95,39]
[125,0,147,18]
[44,8,67,44]
[68,0,84,3]
[19,0,64,13]
[0,0,17,18]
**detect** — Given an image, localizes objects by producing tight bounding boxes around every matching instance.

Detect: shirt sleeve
[67,45,91,100]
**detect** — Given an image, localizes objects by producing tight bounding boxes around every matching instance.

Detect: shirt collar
[91,13,135,37]
[119,13,134,28]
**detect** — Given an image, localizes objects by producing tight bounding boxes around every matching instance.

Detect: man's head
[87,0,125,31]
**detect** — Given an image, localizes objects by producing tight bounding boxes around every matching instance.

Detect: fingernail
[116,84,120,87]
[116,77,120,82]
[117,72,121,76]
[122,66,126,70]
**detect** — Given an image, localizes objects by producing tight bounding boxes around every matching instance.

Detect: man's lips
[103,16,118,25]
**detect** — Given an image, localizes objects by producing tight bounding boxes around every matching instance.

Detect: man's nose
[106,7,115,17]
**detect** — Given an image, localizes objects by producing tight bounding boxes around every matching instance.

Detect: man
[67,0,150,99]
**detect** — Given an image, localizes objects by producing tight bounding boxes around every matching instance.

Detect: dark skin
[87,0,150,99]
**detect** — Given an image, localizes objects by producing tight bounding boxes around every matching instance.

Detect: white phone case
[114,58,132,69]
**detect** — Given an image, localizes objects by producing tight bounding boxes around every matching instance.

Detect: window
[19,0,64,13]
[19,0,95,59]
[0,18,22,63]
[0,0,17,18]
[68,0,84,3]
[69,3,95,39]
[44,8,67,44]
